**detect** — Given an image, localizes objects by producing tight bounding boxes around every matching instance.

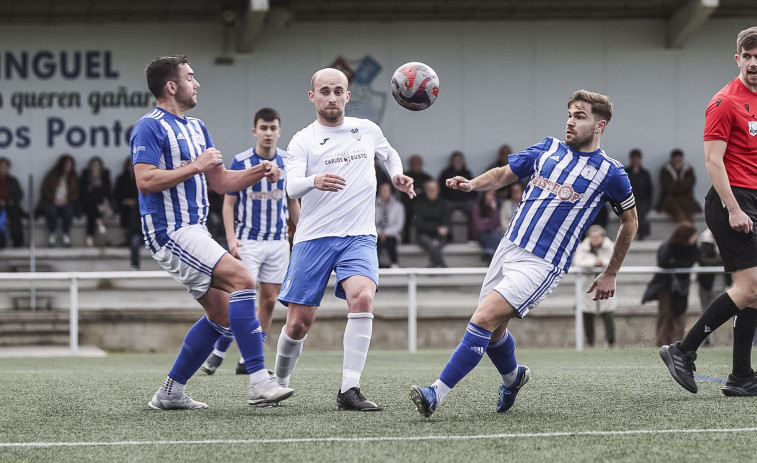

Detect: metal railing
[0,265,726,355]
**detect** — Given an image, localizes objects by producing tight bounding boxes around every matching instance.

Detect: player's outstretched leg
[486,330,530,412]
[337,313,381,411]
[229,289,293,405]
[410,322,492,418]
[659,342,698,393]
[201,334,234,375]
[148,315,224,410]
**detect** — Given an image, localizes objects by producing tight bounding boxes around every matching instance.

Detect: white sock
[212,349,226,358]
[161,376,185,396]
[501,367,518,387]
[274,325,306,387]
[249,368,271,386]
[341,312,373,393]
[431,379,451,404]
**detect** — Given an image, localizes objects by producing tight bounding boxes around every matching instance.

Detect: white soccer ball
[390,62,440,111]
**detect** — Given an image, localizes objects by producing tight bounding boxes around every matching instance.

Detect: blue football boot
[410,384,438,418]
[497,365,530,412]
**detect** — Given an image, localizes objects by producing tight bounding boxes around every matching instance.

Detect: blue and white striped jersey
[228,147,289,241]
[506,137,635,271]
[129,107,214,251]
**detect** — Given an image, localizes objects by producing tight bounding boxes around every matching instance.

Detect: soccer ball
[390,62,440,111]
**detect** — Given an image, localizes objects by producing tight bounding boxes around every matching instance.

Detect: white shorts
[150,224,227,300]
[479,240,565,318]
[237,239,290,285]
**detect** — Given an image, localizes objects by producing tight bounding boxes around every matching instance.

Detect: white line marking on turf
[4,427,757,448]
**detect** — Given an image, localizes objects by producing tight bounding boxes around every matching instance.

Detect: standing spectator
[625,148,654,240]
[414,179,450,268]
[375,182,405,268]
[114,156,142,270]
[79,156,112,247]
[499,181,524,228]
[472,190,504,264]
[402,154,432,243]
[656,148,701,223]
[487,144,514,201]
[0,156,25,247]
[643,221,699,347]
[39,154,78,247]
[697,227,732,347]
[439,151,474,240]
[574,225,617,348]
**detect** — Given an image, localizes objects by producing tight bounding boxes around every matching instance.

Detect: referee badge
[749,120,757,136]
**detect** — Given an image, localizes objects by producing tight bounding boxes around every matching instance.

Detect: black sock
[680,292,739,352]
[732,307,757,378]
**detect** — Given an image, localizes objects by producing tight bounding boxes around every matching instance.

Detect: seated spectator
[439,150,474,240]
[0,156,25,247]
[642,221,699,346]
[414,179,450,268]
[574,225,617,348]
[38,154,78,247]
[656,148,701,223]
[471,190,504,264]
[79,156,113,247]
[499,181,524,228]
[114,156,142,270]
[625,148,653,240]
[402,154,433,243]
[375,182,405,268]
[487,144,514,201]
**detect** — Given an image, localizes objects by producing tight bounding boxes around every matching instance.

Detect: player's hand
[728,208,754,234]
[392,174,416,199]
[587,272,616,301]
[227,238,243,260]
[314,173,346,192]
[446,176,472,192]
[261,160,281,183]
[195,148,223,173]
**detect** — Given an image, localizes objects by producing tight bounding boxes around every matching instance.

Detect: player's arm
[134,146,222,194]
[705,139,752,233]
[446,165,519,192]
[587,206,638,301]
[287,196,301,225]
[222,193,242,259]
[206,161,280,195]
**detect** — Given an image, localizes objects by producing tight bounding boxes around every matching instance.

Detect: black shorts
[705,186,757,272]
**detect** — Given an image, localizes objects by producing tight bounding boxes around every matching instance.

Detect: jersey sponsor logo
[530,174,583,203]
[324,149,369,165]
[320,138,330,145]
[749,120,757,137]
[248,189,285,200]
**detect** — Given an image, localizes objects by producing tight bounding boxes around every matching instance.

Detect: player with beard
[131,56,293,410]
[661,27,757,396]
[409,90,638,418]
[273,68,415,411]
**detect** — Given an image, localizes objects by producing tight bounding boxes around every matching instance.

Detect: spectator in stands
[656,148,701,223]
[472,190,504,264]
[38,154,78,247]
[114,156,142,270]
[574,225,617,348]
[375,182,405,268]
[206,181,226,249]
[79,156,113,247]
[439,151,474,240]
[696,227,732,346]
[487,144,514,201]
[0,156,25,247]
[402,154,433,242]
[414,179,450,268]
[499,181,524,228]
[642,221,699,346]
[625,148,653,240]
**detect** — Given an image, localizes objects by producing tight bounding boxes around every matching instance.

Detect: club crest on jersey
[351,128,361,141]
[749,120,757,136]
[531,174,583,203]
[580,164,598,180]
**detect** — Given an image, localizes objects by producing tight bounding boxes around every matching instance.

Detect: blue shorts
[278,235,379,307]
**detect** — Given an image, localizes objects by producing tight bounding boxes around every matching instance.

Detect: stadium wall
[1,18,756,204]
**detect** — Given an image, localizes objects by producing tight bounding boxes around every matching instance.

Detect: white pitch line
[3,427,757,449]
